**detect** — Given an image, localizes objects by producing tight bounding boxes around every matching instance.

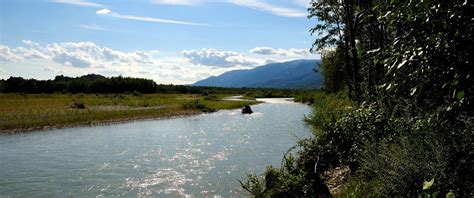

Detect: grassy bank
[0,93,258,133]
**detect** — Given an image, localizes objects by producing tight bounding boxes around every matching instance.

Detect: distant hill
[193,59,323,89]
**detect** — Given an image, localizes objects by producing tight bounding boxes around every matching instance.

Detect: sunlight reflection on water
[0,98,312,197]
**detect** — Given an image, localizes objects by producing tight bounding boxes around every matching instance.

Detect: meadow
[0,93,257,133]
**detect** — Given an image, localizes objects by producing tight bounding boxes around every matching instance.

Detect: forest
[0,74,305,97]
[242,0,472,197]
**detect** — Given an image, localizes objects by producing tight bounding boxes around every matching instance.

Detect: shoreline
[0,110,202,134]
[0,100,266,135]
[0,95,302,135]
[0,94,261,134]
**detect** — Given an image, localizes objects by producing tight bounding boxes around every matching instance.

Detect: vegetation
[242,0,472,197]
[0,93,257,133]
[0,74,313,133]
[0,74,311,96]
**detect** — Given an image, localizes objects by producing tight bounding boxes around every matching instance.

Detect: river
[0,98,312,197]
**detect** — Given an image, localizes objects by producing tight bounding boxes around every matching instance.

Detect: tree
[320,48,346,92]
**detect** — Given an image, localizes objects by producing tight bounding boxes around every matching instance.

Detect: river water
[0,98,312,197]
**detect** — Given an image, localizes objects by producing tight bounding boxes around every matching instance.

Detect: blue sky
[0,0,319,84]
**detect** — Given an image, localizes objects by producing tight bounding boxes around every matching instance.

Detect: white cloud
[13,47,48,59]
[22,40,40,47]
[96,9,111,15]
[250,47,287,56]
[50,0,104,7]
[2,41,153,69]
[79,24,107,31]
[289,48,311,56]
[182,48,265,67]
[250,47,311,57]
[0,41,316,84]
[229,0,307,18]
[0,45,22,62]
[0,41,241,84]
[44,42,154,68]
[96,9,210,26]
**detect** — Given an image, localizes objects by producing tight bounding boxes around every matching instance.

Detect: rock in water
[242,105,253,114]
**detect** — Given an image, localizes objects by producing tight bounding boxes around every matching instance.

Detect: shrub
[132,91,141,96]
[71,100,86,109]
[332,108,473,197]
[242,92,473,197]
[204,95,218,100]
[182,99,216,112]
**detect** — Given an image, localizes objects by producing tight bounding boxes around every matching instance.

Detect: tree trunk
[346,0,360,101]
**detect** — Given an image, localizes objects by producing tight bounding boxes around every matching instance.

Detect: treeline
[0,75,157,94]
[0,74,307,96]
[243,0,472,197]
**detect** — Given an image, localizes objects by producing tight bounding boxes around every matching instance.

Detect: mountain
[193,59,323,89]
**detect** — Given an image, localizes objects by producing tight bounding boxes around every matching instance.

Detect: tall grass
[0,93,257,132]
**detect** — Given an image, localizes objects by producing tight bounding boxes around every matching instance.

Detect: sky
[0,0,319,84]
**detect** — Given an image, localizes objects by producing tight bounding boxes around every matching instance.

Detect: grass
[0,93,258,133]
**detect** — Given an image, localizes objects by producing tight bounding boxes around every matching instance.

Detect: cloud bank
[0,45,22,62]
[250,47,311,57]
[182,48,266,67]
[0,41,315,84]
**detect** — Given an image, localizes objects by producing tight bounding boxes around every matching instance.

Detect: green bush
[182,99,216,112]
[132,91,141,96]
[242,93,473,197]
[328,107,473,197]
[204,95,219,101]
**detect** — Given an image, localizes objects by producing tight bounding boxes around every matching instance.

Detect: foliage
[319,49,347,92]
[203,95,219,101]
[304,91,351,134]
[243,0,473,196]
[182,99,216,113]
[0,74,315,99]
[0,93,256,132]
[3,75,157,94]
[244,89,304,99]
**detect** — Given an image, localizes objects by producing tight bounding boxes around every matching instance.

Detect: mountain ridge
[193,59,323,89]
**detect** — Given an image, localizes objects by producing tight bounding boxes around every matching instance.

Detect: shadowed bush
[182,99,216,113]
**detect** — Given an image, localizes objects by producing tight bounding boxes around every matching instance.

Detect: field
[0,93,258,133]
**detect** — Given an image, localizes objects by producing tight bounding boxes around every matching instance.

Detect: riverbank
[0,93,259,134]
[0,98,312,197]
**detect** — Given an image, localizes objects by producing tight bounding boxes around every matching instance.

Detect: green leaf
[422,0,431,9]
[452,80,459,86]
[456,91,465,100]
[422,178,434,190]
[446,191,455,198]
